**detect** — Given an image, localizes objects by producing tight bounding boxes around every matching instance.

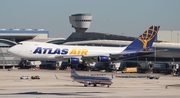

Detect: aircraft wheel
[107,85,110,88]
[93,84,97,87]
[84,85,88,87]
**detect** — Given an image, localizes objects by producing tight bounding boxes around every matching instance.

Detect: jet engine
[68,58,83,64]
[98,56,111,62]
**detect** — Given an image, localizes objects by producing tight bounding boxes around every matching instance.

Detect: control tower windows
[75,20,91,22]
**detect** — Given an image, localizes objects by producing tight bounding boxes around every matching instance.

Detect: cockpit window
[17,42,23,45]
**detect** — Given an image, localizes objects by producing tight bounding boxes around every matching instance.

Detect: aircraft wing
[82,55,99,63]
[55,55,82,58]
[55,55,82,61]
[54,49,167,63]
[55,55,100,63]
[55,55,98,64]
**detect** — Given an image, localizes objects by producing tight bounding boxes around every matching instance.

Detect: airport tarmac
[0,69,180,98]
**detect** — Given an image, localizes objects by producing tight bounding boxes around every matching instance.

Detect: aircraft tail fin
[71,69,79,77]
[124,26,160,52]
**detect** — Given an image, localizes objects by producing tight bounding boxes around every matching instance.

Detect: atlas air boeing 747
[8,26,160,65]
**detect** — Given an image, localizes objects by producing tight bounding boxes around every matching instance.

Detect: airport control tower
[69,14,92,32]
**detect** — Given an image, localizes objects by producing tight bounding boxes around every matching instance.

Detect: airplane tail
[124,26,160,52]
[71,69,79,77]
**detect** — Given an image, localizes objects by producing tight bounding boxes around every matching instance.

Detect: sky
[0,0,180,38]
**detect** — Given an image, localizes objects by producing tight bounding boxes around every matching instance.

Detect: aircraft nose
[7,47,14,54]
[110,79,113,83]
[7,46,18,55]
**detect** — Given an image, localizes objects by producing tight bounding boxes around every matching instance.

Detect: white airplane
[8,26,160,65]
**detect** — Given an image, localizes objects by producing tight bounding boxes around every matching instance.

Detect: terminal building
[0,13,180,71]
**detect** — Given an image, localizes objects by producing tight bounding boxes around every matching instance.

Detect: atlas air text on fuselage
[33,47,88,55]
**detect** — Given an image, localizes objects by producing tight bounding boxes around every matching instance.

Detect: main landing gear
[93,84,97,87]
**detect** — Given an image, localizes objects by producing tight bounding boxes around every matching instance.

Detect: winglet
[124,26,160,51]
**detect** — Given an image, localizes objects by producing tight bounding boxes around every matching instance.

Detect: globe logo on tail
[138,26,159,51]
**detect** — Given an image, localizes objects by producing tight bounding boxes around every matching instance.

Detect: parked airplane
[7,26,160,67]
[71,69,113,87]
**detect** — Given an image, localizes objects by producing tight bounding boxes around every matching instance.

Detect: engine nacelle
[68,58,83,64]
[98,56,111,62]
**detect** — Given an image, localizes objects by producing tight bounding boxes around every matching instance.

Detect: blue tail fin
[124,26,160,51]
[71,69,79,77]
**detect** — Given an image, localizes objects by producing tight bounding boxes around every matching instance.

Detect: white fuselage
[8,41,126,61]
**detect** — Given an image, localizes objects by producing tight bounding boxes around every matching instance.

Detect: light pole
[145,58,147,68]
[137,57,138,67]
[154,43,156,62]
[177,33,179,43]
[171,30,172,42]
